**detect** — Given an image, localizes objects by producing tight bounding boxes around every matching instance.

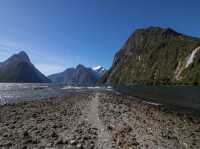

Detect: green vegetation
[181,50,200,84]
[101,27,200,85]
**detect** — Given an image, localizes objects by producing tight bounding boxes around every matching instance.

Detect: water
[0,84,113,105]
[0,83,69,104]
[115,85,200,112]
[0,83,200,112]
[186,46,200,68]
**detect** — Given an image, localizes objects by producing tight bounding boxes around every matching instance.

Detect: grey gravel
[0,90,199,149]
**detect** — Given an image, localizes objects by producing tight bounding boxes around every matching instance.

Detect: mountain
[0,51,51,83]
[92,66,106,76]
[101,27,200,85]
[48,64,100,85]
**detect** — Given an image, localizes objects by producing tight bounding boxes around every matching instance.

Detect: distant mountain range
[2,26,200,85]
[0,51,106,85]
[0,51,50,83]
[100,26,200,85]
[48,65,106,85]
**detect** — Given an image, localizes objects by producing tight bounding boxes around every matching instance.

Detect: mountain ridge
[0,51,51,83]
[101,26,200,85]
[48,65,103,85]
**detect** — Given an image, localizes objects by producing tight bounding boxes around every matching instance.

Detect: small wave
[61,86,114,91]
[143,101,162,106]
[62,86,101,90]
[32,86,49,90]
[62,86,85,90]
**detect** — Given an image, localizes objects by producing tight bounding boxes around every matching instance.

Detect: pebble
[70,139,77,145]
[0,92,199,148]
[77,143,82,148]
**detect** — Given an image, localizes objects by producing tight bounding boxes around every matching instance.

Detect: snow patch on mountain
[92,66,106,76]
[93,66,104,71]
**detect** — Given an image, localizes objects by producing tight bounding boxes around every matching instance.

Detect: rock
[46,143,53,147]
[107,125,114,131]
[9,125,15,129]
[2,140,12,146]
[88,128,98,135]
[32,113,38,118]
[88,141,95,149]
[70,139,77,145]
[23,138,33,144]
[183,142,188,148]
[77,143,83,148]
[54,139,63,145]
[22,145,27,149]
[2,133,9,137]
[50,131,58,138]
[23,130,29,137]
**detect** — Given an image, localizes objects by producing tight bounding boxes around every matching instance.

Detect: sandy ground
[0,90,200,149]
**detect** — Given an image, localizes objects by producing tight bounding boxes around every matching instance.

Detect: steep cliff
[0,51,50,83]
[101,27,200,85]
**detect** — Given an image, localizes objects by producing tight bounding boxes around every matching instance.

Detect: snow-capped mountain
[92,66,106,76]
[48,64,100,85]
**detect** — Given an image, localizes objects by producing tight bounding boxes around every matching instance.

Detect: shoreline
[0,90,199,148]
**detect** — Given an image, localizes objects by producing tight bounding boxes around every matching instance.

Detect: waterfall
[186,46,200,68]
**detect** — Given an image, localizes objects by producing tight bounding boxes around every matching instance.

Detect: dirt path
[87,92,114,149]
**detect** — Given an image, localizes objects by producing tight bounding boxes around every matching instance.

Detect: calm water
[115,85,200,112]
[0,83,69,104]
[0,84,111,105]
[0,83,200,112]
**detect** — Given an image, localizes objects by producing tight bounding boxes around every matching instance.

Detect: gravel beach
[0,90,200,149]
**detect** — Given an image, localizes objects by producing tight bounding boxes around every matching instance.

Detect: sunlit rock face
[100,27,200,85]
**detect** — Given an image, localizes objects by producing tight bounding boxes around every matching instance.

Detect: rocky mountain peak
[17,51,30,63]
[101,26,200,85]
[135,26,179,35]
[0,51,50,83]
[76,64,85,69]
[48,64,103,85]
[6,51,31,64]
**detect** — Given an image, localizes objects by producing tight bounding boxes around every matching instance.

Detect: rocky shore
[0,90,200,149]
[99,92,200,149]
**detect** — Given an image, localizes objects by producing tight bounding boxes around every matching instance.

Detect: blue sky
[0,0,200,75]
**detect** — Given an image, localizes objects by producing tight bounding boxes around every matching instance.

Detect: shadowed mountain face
[0,51,51,83]
[48,64,101,85]
[101,27,200,85]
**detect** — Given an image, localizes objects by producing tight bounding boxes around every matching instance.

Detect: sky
[0,0,200,75]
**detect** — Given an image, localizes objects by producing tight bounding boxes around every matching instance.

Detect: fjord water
[115,85,200,112]
[0,83,110,105]
[0,83,200,112]
[0,83,68,104]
